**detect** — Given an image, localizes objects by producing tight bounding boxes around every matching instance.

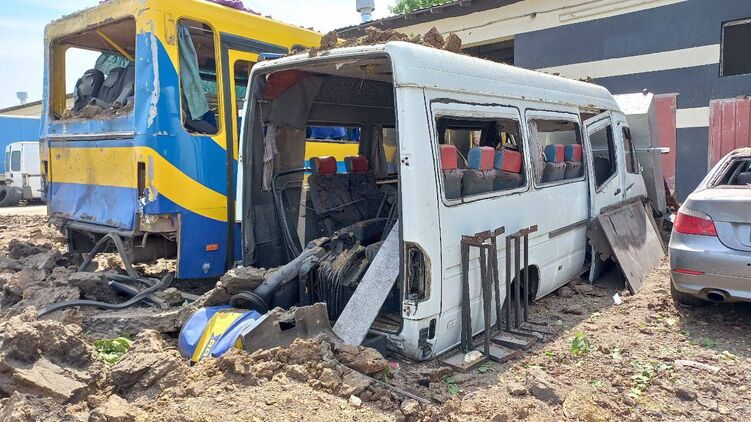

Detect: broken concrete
[7,239,50,260]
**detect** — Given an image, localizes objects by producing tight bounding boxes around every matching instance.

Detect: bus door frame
[219,33,288,270]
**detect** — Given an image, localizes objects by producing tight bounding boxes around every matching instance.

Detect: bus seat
[542,144,566,183]
[307,156,362,236]
[440,145,463,199]
[73,69,105,112]
[344,155,384,220]
[736,172,751,185]
[564,144,583,179]
[493,149,524,190]
[113,63,136,107]
[462,147,496,196]
[92,66,127,107]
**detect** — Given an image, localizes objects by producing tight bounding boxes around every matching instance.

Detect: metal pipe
[505,236,512,332]
[523,230,529,323]
[514,234,521,329]
[480,245,491,357]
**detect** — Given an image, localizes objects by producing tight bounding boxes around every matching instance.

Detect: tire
[670,278,707,307]
[0,186,16,207]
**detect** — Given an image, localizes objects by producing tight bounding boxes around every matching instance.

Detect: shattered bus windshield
[50,17,136,120]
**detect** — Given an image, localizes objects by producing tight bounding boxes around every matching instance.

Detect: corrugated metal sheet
[0,116,41,173]
[709,98,751,167]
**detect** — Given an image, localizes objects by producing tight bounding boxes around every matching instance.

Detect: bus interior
[243,55,406,332]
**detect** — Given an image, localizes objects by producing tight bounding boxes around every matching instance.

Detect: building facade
[339,0,751,199]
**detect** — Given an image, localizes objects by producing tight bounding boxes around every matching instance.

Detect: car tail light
[674,208,717,236]
[674,268,705,275]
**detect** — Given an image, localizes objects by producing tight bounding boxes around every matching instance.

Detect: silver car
[670,147,751,305]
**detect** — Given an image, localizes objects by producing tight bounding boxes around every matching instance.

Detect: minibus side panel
[394,87,444,359]
[426,96,589,357]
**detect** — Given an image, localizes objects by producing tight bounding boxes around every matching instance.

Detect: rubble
[109,330,187,401]
[0,308,106,403]
[304,26,464,58]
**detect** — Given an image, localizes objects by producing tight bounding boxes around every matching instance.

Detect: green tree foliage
[389,0,453,15]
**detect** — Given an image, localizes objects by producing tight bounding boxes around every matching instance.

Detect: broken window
[178,19,220,135]
[437,117,526,199]
[528,119,583,185]
[622,127,639,174]
[50,17,136,119]
[721,18,751,77]
[713,158,751,186]
[589,123,617,188]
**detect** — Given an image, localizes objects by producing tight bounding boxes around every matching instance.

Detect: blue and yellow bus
[41,0,322,279]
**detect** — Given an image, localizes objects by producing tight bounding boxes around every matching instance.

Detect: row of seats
[542,144,583,183]
[307,155,386,244]
[73,64,136,112]
[441,145,525,199]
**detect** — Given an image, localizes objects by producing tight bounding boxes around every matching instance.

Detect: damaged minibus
[41,0,322,279]
[238,42,648,360]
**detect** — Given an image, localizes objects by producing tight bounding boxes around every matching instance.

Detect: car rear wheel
[670,279,707,307]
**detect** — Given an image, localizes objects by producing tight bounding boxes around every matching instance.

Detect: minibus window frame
[585,117,619,192]
[524,109,587,190]
[430,100,530,207]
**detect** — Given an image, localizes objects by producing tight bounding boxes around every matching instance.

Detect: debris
[334,343,388,376]
[422,27,445,49]
[341,371,372,396]
[506,381,528,396]
[561,305,585,315]
[674,359,722,374]
[89,394,147,422]
[400,399,420,416]
[675,387,698,401]
[7,239,50,259]
[526,371,563,405]
[159,287,184,307]
[348,395,362,408]
[0,308,105,403]
[612,293,623,305]
[557,286,575,298]
[320,31,339,49]
[109,330,187,400]
[444,33,462,53]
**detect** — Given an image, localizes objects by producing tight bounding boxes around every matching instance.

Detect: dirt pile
[0,308,107,403]
[109,330,187,402]
[307,26,463,57]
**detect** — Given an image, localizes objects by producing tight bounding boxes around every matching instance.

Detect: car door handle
[614,188,622,196]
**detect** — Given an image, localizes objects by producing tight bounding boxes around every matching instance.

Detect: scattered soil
[305,26,462,58]
[2,212,751,421]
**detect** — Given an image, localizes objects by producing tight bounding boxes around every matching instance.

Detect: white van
[1,142,43,207]
[238,42,648,360]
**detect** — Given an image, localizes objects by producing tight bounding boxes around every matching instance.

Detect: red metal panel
[709,98,751,167]
[654,94,677,190]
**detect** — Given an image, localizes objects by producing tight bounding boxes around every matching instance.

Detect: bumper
[669,232,751,302]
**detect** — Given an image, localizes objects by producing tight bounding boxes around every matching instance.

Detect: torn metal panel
[238,303,333,354]
[333,222,400,345]
[589,198,665,293]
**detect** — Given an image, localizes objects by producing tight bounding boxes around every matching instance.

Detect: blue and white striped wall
[514,0,751,199]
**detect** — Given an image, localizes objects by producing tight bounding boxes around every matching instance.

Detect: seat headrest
[564,144,583,162]
[468,146,494,171]
[310,156,337,175]
[737,171,751,185]
[495,149,523,174]
[544,144,564,163]
[345,155,369,173]
[440,145,459,170]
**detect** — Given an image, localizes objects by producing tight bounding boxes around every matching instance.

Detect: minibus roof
[253,41,621,112]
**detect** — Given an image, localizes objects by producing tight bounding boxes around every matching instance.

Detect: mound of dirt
[109,330,188,402]
[307,26,462,57]
[0,308,106,403]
